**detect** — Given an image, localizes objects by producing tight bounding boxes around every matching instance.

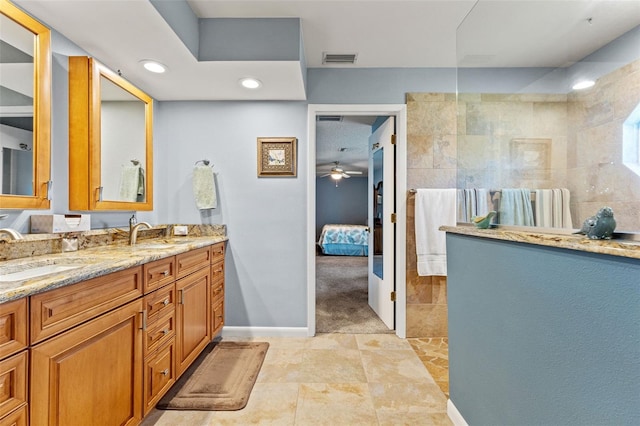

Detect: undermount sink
[134,240,193,249]
[0,257,96,282]
[0,264,82,282]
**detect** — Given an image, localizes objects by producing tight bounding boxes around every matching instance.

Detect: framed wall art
[257,137,297,177]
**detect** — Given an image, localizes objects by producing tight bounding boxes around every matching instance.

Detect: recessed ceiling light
[239,77,262,89]
[140,60,167,74]
[572,80,595,90]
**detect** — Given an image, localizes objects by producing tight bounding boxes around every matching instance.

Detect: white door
[368,117,395,329]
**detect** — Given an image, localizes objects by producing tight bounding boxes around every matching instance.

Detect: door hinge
[391,213,397,223]
[391,134,397,145]
[390,291,396,302]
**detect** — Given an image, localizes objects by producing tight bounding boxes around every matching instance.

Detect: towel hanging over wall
[415,188,457,276]
[499,188,534,226]
[119,164,145,202]
[193,165,217,209]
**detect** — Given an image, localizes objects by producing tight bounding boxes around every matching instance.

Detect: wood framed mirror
[69,56,153,211]
[0,0,51,209]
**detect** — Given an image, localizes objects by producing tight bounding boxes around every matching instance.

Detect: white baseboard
[221,326,309,338]
[447,399,469,426]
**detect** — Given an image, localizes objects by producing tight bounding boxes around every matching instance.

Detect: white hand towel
[193,165,217,209]
[119,165,142,202]
[415,188,457,276]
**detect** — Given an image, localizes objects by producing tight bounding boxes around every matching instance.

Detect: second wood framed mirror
[69,56,153,211]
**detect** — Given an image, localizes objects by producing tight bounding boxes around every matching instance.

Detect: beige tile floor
[142,333,452,425]
[407,338,449,398]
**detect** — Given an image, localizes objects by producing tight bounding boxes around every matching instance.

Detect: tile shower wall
[405,61,640,336]
[568,59,640,232]
[405,93,457,338]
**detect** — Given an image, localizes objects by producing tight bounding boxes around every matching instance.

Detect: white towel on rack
[534,189,553,227]
[193,165,217,209]
[415,188,457,276]
[119,164,144,202]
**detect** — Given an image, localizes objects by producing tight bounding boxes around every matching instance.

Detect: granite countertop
[0,235,228,303]
[440,225,640,260]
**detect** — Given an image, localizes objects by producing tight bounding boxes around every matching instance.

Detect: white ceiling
[12,0,640,102]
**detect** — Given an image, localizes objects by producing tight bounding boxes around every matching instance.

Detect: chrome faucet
[129,216,152,245]
[0,228,24,240]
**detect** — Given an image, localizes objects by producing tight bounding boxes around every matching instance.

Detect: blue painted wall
[446,233,640,425]
[315,176,368,239]
[155,101,308,328]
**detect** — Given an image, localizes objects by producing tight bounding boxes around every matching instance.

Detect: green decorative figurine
[574,206,616,240]
[471,211,497,229]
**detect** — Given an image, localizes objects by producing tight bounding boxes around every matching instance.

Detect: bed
[318,224,369,256]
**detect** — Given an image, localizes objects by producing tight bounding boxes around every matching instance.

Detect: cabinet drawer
[0,403,27,426]
[211,281,224,305]
[143,341,175,415]
[144,311,175,356]
[176,246,211,279]
[30,266,143,344]
[143,257,175,293]
[0,298,27,359]
[211,260,224,285]
[0,351,27,419]
[212,301,224,336]
[210,242,225,264]
[144,283,175,321]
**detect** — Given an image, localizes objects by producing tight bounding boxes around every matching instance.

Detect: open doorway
[306,104,408,338]
[314,115,391,333]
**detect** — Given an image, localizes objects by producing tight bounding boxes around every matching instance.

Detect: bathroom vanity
[0,234,226,425]
[442,225,640,425]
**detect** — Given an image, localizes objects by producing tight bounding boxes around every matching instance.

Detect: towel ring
[195,159,211,166]
[131,159,140,165]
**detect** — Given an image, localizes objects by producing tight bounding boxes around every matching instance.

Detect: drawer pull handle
[163,299,169,306]
[162,270,169,277]
[160,369,169,376]
[162,329,169,335]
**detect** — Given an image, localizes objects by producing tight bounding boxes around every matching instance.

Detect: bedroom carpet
[156,341,269,411]
[316,254,394,334]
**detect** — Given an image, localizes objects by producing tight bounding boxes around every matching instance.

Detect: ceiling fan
[319,161,363,180]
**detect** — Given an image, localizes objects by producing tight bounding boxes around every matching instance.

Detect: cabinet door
[175,267,210,377]
[30,299,144,426]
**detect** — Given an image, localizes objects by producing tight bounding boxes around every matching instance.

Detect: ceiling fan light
[330,172,342,180]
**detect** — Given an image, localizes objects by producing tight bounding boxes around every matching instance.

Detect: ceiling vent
[322,53,357,64]
[317,115,343,122]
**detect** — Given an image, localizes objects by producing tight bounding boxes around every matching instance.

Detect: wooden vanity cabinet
[30,298,144,426]
[2,241,225,425]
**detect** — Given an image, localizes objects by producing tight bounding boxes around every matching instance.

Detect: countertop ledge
[440,225,640,260]
[0,236,228,303]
